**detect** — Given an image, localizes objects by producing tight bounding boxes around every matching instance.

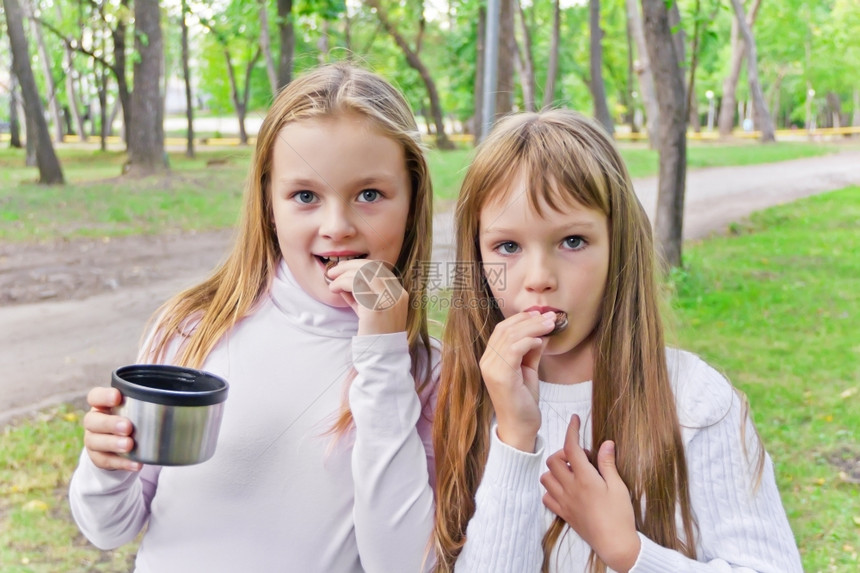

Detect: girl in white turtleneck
[69,63,439,573]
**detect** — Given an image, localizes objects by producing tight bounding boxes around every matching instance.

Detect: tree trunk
[125,0,167,176]
[826,92,842,129]
[24,0,64,142]
[494,0,515,118]
[728,0,774,142]
[363,0,454,149]
[474,6,486,142]
[4,0,65,183]
[9,72,22,148]
[626,0,658,147]
[718,0,762,137]
[640,0,686,269]
[543,0,561,108]
[259,1,279,95]
[181,0,195,158]
[277,0,294,88]
[853,89,859,127]
[624,8,637,133]
[589,0,613,135]
[114,0,132,146]
[514,0,536,112]
[55,1,87,141]
[97,64,109,151]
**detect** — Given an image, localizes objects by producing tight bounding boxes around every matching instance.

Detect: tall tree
[589,0,614,135]
[23,0,64,141]
[514,0,536,112]
[718,0,762,137]
[626,0,659,146]
[640,0,687,268]
[181,0,195,158]
[542,0,561,108]
[259,0,279,96]
[729,0,775,142]
[363,0,454,149]
[3,0,64,183]
[125,0,167,176]
[496,0,515,117]
[9,73,22,149]
[199,7,262,146]
[277,0,294,87]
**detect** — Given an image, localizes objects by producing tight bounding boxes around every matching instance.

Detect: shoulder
[665,347,736,429]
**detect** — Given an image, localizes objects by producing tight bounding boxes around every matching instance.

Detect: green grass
[0,405,138,572]
[1,180,858,569]
[0,147,252,242]
[667,186,860,571]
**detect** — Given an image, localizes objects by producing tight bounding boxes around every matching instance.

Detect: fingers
[87,386,123,411]
[481,311,556,371]
[597,440,621,483]
[563,415,591,471]
[83,386,141,472]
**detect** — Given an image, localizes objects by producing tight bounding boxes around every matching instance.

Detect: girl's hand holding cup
[479,311,556,452]
[83,386,142,472]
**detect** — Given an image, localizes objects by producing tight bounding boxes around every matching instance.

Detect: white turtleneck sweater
[69,260,440,573]
[455,348,803,573]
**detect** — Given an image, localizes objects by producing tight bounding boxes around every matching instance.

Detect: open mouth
[315,254,369,266]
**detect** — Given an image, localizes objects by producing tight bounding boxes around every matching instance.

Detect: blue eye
[563,236,586,250]
[358,189,381,203]
[496,242,519,255]
[293,191,317,204]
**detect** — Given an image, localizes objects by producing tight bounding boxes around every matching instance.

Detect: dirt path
[1,150,859,425]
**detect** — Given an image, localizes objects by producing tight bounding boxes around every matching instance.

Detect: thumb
[597,440,620,481]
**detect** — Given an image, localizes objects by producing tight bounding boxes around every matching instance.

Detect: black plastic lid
[111,364,229,407]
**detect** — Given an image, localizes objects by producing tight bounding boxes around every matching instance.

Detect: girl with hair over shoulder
[69,63,439,572]
[432,110,802,573]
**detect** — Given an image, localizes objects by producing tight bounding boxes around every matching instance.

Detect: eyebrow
[482,221,598,234]
[275,175,397,189]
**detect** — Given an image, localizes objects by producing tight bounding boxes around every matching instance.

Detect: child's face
[269,113,412,307]
[478,175,610,380]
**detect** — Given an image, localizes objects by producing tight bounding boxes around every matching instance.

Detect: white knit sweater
[69,260,439,572]
[455,349,803,572]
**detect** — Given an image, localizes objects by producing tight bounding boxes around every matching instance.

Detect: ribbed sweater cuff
[630,532,679,572]
[484,424,545,493]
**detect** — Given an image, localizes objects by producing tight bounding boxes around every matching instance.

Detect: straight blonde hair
[433,110,696,572]
[144,63,435,423]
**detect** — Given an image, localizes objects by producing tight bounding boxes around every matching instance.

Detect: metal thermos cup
[111,364,229,466]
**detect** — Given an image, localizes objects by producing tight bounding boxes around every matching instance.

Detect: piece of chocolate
[548,311,568,336]
[324,260,338,283]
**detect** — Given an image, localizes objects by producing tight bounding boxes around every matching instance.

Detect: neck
[538,337,595,384]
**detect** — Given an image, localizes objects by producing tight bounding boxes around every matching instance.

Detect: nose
[523,251,557,293]
[318,199,357,241]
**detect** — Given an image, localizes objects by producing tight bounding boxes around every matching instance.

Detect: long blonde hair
[433,110,696,572]
[145,63,434,418]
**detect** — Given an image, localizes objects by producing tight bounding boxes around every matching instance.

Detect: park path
[1,150,859,425]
